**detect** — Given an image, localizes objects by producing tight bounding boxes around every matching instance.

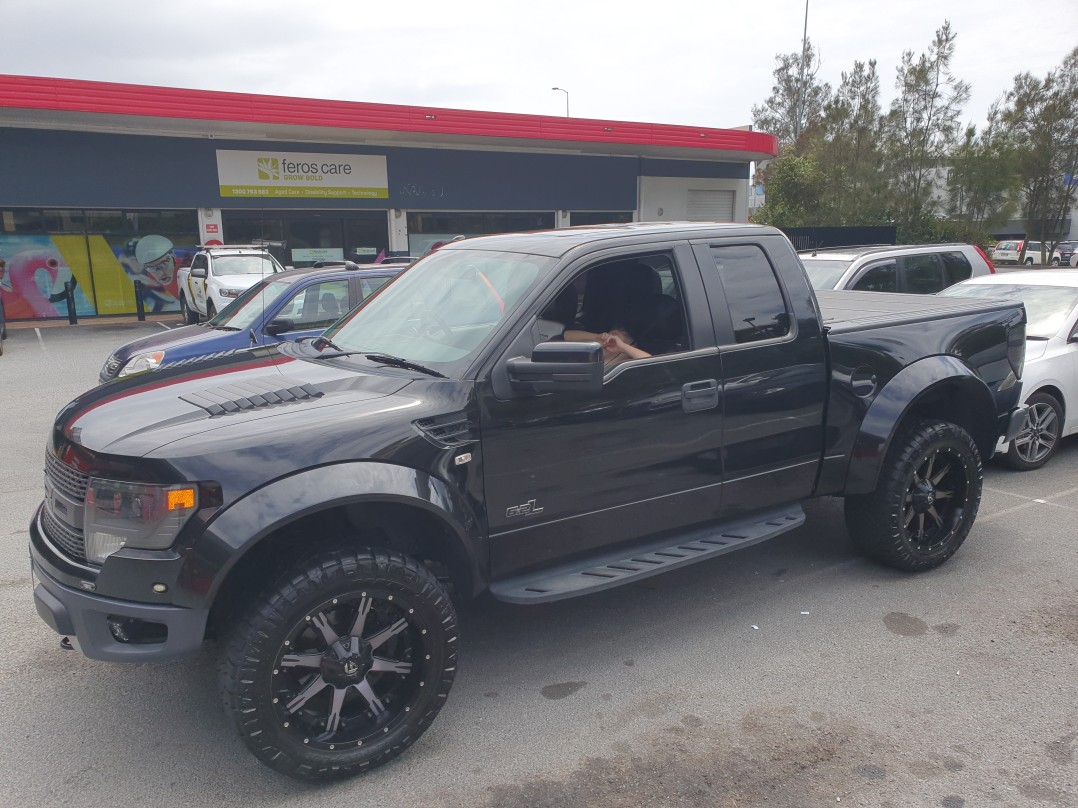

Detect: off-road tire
[1001,392,1063,471]
[180,294,198,325]
[219,548,458,781]
[844,419,982,571]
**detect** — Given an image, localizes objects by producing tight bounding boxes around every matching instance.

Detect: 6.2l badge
[505,499,544,518]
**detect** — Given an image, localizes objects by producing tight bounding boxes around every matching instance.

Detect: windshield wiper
[212,325,241,331]
[363,353,446,378]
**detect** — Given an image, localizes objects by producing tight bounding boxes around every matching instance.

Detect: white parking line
[158,323,172,330]
[34,328,46,352]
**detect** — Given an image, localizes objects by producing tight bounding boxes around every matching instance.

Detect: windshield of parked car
[212,254,283,276]
[323,248,557,377]
[210,279,293,330]
[940,283,1078,339]
[799,258,853,290]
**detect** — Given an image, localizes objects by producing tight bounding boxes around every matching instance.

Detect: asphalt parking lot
[0,322,1075,808]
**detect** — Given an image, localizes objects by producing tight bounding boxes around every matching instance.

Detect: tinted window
[852,262,897,292]
[902,253,944,294]
[276,280,350,330]
[710,245,790,344]
[190,254,208,271]
[941,251,973,284]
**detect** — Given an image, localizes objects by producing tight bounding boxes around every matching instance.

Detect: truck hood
[55,348,415,457]
[217,273,273,292]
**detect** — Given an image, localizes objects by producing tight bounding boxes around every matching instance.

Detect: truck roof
[439,222,786,258]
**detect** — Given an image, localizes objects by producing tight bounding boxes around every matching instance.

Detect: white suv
[993,239,1045,266]
[177,246,284,323]
[798,243,995,294]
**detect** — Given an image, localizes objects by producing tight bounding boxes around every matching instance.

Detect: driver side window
[543,253,690,359]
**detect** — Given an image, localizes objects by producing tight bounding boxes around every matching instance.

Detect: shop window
[569,212,634,226]
[406,211,555,256]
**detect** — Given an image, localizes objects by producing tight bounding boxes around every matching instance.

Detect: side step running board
[490,505,806,604]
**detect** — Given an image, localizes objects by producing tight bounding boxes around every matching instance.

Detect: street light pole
[552,87,569,117]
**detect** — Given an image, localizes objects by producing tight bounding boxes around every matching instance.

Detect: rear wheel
[219,548,458,781]
[1002,392,1063,471]
[180,294,198,325]
[844,419,982,571]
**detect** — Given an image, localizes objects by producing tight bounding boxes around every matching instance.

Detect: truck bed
[815,290,1021,334]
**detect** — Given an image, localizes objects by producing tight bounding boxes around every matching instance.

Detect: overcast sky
[1,0,1075,133]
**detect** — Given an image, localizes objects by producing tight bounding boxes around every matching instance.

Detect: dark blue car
[99,263,400,383]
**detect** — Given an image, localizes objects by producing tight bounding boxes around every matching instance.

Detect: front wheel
[219,548,458,781]
[206,301,217,319]
[844,419,982,571]
[180,294,198,325]
[1001,392,1063,471]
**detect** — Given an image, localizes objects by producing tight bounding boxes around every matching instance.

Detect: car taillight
[974,245,996,273]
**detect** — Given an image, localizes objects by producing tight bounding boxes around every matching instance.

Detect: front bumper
[30,514,207,663]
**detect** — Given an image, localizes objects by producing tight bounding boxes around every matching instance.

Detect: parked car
[940,269,1078,469]
[99,264,400,382]
[176,244,286,324]
[993,239,1046,266]
[798,243,994,293]
[1051,241,1078,266]
[31,222,1027,781]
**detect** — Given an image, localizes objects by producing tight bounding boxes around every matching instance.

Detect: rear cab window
[709,245,791,344]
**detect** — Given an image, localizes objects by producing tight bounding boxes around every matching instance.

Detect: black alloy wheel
[220,549,457,781]
[845,419,982,571]
[1002,392,1063,471]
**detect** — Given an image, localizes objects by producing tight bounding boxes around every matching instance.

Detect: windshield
[799,258,853,290]
[210,279,293,329]
[212,254,283,276]
[324,248,557,377]
[940,283,1078,338]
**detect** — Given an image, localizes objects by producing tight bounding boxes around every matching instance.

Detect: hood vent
[180,375,323,416]
[415,412,480,448]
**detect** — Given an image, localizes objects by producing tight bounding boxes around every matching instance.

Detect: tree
[810,59,889,225]
[750,155,825,227]
[1000,46,1078,262]
[946,106,1021,244]
[882,21,971,242]
[751,40,832,150]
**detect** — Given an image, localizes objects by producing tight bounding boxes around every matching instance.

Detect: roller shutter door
[686,189,735,221]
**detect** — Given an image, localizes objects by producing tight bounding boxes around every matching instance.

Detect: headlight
[118,350,165,378]
[84,478,198,564]
[218,288,243,298]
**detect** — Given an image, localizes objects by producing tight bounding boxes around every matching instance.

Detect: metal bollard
[134,280,146,321]
[64,281,78,325]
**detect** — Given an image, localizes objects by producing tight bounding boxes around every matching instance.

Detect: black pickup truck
[30,223,1027,780]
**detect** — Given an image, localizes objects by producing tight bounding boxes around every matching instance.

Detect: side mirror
[191,267,207,279]
[507,341,604,393]
[264,317,296,336]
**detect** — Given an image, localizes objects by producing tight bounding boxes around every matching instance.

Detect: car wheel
[219,548,458,782]
[206,301,217,319]
[844,419,982,572]
[1002,392,1063,471]
[1025,258,1034,266]
[1052,258,1061,266]
[180,294,198,325]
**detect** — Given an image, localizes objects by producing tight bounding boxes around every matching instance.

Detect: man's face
[142,253,176,287]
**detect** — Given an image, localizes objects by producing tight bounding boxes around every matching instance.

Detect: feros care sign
[215,150,388,199]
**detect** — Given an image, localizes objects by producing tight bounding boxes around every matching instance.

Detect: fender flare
[176,462,483,608]
[844,355,997,496]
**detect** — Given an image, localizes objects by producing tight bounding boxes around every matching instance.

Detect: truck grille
[45,451,90,501]
[41,506,87,561]
[42,452,90,563]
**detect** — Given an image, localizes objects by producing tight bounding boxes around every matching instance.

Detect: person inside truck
[564,325,651,370]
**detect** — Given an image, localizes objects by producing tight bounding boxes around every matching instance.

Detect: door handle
[682,379,719,413]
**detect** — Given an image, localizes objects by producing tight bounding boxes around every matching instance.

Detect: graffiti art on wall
[0,234,195,319]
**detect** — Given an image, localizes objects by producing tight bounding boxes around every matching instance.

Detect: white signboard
[291,248,344,263]
[216,150,388,199]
